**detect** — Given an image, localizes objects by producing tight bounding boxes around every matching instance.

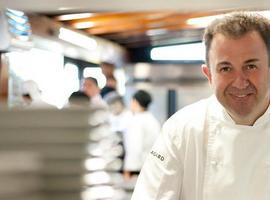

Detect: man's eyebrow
[217,61,231,66]
[244,59,259,63]
[217,59,260,66]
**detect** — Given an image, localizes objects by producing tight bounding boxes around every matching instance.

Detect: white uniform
[90,94,107,108]
[109,109,133,133]
[124,111,161,172]
[21,80,55,108]
[132,95,270,200]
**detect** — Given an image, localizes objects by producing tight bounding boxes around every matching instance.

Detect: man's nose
[231,72,249,89]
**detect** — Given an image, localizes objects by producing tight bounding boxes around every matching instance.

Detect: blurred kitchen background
[0,0,270,199]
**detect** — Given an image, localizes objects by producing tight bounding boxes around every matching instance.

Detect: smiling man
[131,12,270,200]
[202,24,270,126]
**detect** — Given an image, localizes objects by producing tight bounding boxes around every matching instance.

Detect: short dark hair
[204,11,270,65]
[133,90,152,109]
[104,91,124,105]
[85,77,98,86]
[69,91,90,105]
[101,62,115,68]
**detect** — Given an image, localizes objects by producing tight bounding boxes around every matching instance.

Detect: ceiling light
[187,10,270,28]
[73,22,95,29]
[186,15,223,28]
[151,42,205,61]
[57,13,94,21]
[6,8,24,17]
[58,7,77,11]
[58,28,97,51]
[146,29,168,36]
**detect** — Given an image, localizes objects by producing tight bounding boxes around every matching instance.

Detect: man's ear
[201,64,212,84]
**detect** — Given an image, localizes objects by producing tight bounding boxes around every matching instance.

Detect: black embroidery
[150,150,164,161]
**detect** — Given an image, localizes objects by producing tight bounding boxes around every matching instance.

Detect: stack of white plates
[83,128,128,200]
[0,151,44,200]
[0,106,128,200]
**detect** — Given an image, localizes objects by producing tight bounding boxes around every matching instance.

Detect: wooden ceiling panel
[53,10,226,49]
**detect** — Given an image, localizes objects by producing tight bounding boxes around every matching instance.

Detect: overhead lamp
[6,8,24,17]
[58,28,97,51]
[146,29,168,36]
[73,21,95,29]
[151,42,205,61]
[57,13,94,21]
[187,10,270,28]
[186,15,223,28]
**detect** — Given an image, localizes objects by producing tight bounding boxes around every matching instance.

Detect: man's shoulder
[163,96,214,133]
[173,96,212,120]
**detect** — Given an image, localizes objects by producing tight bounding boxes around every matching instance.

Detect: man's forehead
[84,79,94,84]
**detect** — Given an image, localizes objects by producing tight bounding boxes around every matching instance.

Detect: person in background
[82,77,107,107]
[104,91,133,172]
[100,62,117,98]
[105,91,133,135]
[132,12,270,200]
[68,91,90,107]
[124,89,160,180]
[100,62,115,79]
[100,76,117,98]
[21,80,54,108]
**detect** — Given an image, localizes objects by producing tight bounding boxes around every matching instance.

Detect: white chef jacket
[89,94,107,108]
[132,95,270,200]
[109,109,133,134]
[124,111,161,172]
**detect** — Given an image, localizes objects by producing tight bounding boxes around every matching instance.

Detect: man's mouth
[235,94,248,98]
[227,85,256,100]
[230,93,253,100]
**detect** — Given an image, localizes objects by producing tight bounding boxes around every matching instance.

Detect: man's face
[101,64,114,78]
[202,31,270,125]
[109,101,123,115]
[83,79,98,97]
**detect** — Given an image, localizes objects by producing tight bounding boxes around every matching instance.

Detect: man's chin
[232,110,252,118]
[225,103,254,119]
[226,96,255,112]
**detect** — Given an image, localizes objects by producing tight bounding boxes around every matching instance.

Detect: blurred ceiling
[0,0,269,13]
[51,11,221,49]
[1,0,270,51]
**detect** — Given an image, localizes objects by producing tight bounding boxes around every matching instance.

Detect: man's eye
[220,66,231,72]
[246,64,257,70]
